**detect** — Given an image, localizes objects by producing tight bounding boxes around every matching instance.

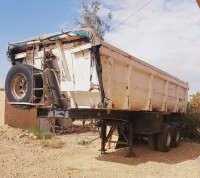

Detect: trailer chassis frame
[37,108,163,157]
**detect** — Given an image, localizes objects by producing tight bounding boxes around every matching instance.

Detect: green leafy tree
[188,92,200,114]
[183,92,200,140]
[74,0,112,40]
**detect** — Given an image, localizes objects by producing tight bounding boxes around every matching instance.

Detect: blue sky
[0,0,90,87]
[0,0,200,95]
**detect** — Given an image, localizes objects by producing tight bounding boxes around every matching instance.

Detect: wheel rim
[166,131,171,147]
[176,129,180,143]
[11,74,28,99]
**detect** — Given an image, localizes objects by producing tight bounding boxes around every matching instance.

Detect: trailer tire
[157,124,172,152]
[148,134,158,151]
[5,63,42,110]
[171,122,181,148]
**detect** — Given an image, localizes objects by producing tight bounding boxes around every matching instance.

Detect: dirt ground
[0,123,200,178]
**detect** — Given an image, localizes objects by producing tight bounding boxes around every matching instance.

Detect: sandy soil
[0,124,200,178]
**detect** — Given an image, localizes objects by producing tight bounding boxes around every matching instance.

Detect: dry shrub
[67,167,82,172]
[40,138,64,149]
[78,139,89,145]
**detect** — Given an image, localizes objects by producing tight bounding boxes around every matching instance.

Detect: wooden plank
[69,43,91,53]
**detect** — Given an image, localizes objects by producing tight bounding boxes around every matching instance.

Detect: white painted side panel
[100,42,188,113]
[61,44,101,107]
[18,36,188,113]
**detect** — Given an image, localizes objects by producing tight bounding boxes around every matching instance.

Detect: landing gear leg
[101,120,106,154]
[126,122,136,157]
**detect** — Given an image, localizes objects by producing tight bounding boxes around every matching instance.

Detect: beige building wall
[0,91,39,129]
[0,91,5,126]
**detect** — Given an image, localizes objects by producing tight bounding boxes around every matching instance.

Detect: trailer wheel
[148,134,158,151]
[171,122,181,148]
[157,124,172,152]
[5,63,42,110]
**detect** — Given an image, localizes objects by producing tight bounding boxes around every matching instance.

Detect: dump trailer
[5,28,188,156]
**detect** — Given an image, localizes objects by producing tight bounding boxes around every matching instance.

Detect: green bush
[25,128,54,140]
[178,92,200,141]
[78,139,89,145]
[179,111,200,140]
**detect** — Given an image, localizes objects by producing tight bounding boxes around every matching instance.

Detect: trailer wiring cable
[108,0,154,32]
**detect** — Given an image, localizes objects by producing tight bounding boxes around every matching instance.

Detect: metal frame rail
[37,108,145,157]
[37,108,165,157]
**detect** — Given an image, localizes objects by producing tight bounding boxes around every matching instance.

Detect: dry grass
[110,148,129,156]
[25,128,54,140]
[66,167,100,172]
[40,138,64,149]
[88,168,101,172]
[67,167,82,172]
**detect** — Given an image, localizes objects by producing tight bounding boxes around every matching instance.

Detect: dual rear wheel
[148,122,181,152]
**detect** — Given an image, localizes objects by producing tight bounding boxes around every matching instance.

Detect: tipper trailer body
[5,28,189,156]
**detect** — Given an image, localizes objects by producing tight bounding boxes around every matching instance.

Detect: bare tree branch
[74,0,112,40]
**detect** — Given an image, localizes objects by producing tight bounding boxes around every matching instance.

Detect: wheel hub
[11,74,28,99]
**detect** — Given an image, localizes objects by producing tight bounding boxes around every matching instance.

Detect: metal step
[33,88,43,90]
[33,57,43,60]
[9,102,44,106]
[33,72,43,75]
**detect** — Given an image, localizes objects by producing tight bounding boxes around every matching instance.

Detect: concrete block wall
[0,91,39,129]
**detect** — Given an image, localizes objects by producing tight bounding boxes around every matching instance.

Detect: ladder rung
[33,88,43,90]
[33,57,43,59]
[32,103,45,106]
[33,72,43,75]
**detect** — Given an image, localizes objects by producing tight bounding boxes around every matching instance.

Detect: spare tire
[5,63,42,110]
